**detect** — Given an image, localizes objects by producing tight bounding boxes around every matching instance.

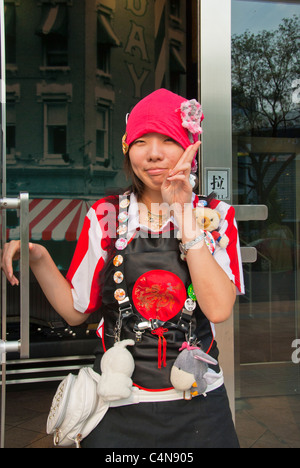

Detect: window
[96,106,109,165]
[44,35,68,67]
[97,43,111,74]
[6,103,16,159]
[45,103,67,160]
[97,11,120,75]
[5,2,16,64]
[36,4,69,67]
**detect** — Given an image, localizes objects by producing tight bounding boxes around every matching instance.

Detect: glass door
[1,0,192,386]
[200,2,300,441]
[232,0,300,399]
[0,0,6,448]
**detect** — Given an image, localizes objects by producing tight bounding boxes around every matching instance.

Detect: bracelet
[179,232,205,256]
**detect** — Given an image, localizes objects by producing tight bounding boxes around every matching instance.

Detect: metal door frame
[199,0,268,417]
[199,0,236,416]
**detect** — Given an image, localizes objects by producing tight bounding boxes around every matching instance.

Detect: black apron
[83,196,239,449]
[94,221,220,390]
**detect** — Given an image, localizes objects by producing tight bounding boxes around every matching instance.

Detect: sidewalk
[1,383,300,448]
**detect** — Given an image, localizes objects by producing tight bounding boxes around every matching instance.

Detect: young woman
[2,89,244,448]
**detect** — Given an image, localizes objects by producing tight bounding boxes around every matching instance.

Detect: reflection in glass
[232,0,300,397]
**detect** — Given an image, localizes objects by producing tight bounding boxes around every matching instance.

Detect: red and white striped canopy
[8,199,95,242]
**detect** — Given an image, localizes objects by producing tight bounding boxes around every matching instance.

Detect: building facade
[5,0,188,198]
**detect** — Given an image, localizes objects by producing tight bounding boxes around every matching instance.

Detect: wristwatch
[179,232,205,256]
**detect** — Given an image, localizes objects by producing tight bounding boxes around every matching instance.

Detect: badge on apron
[117,224,128,236]
[184,298,196,312]
[119,198,130,209]
[114,271,124,284]
[187,284,197,301]
[115,238,128,251]
[114,289,126,302]
[113,255,124,267]
[118,212,129,224]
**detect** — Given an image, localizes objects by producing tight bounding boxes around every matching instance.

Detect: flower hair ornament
[180,99,204,138]
[180,99,203,178]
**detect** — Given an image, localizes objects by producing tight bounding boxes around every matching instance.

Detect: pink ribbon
[179,342,200,352]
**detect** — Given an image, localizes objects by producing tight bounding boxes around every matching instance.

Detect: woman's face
[128,133,185,193]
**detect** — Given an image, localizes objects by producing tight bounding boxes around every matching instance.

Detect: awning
[8,199,95,242]
[36,4,68,37]
[97,13,121,47]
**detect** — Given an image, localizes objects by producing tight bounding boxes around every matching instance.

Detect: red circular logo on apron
[132,270,187,321]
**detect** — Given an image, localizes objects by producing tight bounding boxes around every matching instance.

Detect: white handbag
[46,340,136,448]
[46,367,109,448]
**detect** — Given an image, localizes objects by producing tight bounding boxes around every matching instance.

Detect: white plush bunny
[97,339,135,402]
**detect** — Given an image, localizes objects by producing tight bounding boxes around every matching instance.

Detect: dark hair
[123,153,145,200]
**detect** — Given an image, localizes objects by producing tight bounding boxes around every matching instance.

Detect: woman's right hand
[2,241,86,326]
[1,241,44,286]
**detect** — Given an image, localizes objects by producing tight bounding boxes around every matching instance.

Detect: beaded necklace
[147,210,169,231]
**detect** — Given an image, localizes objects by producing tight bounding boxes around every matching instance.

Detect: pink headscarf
[122,89,204,172]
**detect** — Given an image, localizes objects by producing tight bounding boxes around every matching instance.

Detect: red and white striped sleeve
[209,199,245,295]
[66,198,116,314]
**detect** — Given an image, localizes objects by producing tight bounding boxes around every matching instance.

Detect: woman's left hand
[161,141,201,208]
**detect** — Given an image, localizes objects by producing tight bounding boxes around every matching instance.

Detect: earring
[122,133,129,155]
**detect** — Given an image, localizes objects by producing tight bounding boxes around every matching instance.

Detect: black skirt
[81,385,239,449]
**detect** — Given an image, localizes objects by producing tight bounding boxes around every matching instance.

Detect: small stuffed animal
[170,342,219,397]
[193,206,229,249]
[97,339,135,402]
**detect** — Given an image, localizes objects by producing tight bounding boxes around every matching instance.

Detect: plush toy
[170,342,219,398]
[97,339,135,402]
[193,206,229,249]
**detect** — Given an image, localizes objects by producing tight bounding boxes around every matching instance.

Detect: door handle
[233,204,268,222]
[0,192,30,359]
[233,205,268,263]
[19,193,30,359]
